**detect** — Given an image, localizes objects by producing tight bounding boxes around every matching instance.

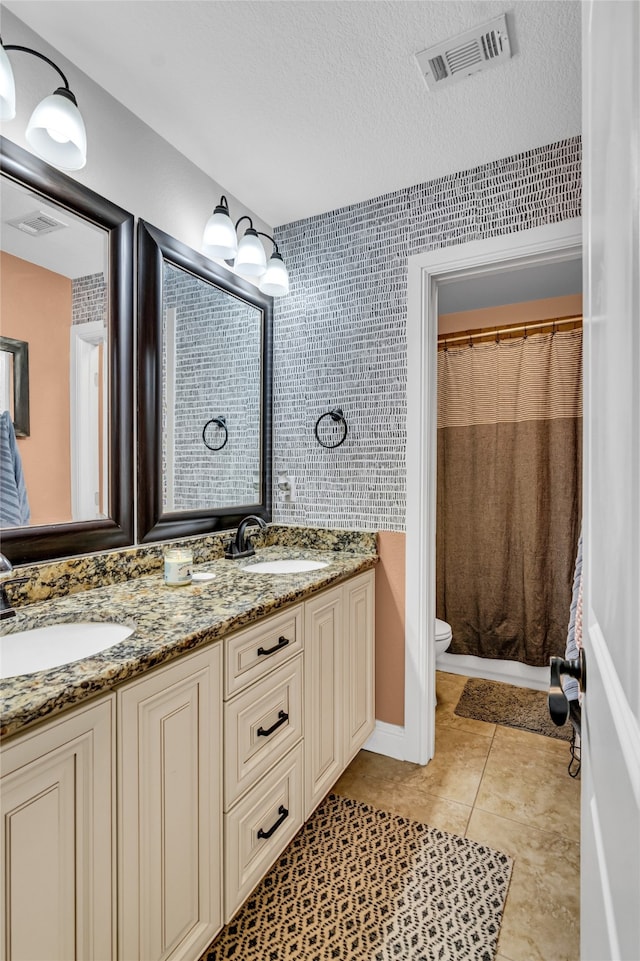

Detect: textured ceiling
[3,0,581,227]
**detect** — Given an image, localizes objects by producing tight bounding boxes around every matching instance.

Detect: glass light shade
[234,228,267,277]
[259,252,290,297]
[202,208,238,260]
[26,89,87,171]
[0,44,16,120]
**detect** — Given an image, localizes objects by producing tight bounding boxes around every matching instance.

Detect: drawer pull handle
[257,805,289,840]
[257,636,290,657]
[257,710,289,737]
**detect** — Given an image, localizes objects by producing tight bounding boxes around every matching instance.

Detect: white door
[581,2,640,959]
[70,321,107,520]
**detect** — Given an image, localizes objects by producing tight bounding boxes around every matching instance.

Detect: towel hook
[202,415,228,451]
[314,407,348,449]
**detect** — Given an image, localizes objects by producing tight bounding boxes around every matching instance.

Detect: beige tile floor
[333,671,581,961]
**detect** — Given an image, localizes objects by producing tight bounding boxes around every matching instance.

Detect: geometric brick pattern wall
[272,137,582,531]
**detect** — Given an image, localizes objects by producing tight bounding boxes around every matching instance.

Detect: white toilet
[435,618,452,658]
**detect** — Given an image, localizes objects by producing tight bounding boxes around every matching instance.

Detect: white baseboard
[436,652,548,691]
[364,720,406,760]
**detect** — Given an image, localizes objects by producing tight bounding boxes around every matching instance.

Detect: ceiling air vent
[6,209,69,236]
[415,14,512,92]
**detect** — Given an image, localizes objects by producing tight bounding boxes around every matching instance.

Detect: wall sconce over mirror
[0,37,87,171]
[202,196,289,297]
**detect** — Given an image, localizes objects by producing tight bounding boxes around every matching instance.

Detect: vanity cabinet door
[0,697,115,961]
[118,646,222,961]
[304,586,343,818]
[343,570,376,765]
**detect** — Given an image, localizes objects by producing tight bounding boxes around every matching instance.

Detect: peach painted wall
[438,293,582,336]
[0,252,72,526]
[375,531,406,726]
[374,295,583,727]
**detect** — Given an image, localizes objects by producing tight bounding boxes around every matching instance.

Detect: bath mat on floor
[200,793,512,961]
[454,677,572,741]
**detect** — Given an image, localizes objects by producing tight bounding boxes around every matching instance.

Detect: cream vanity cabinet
[224,567,375,922]
[304,569,375,817]
[223,604,305,922]
[0,565,375,960]
[342,570,376,766]
[117,644,223,961]
[0,696,115,961]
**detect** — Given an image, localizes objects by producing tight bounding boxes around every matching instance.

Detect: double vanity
[0,532,376,961]
[0,135,375,961]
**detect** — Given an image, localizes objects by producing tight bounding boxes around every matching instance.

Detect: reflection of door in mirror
[0,175,109,527]
[162,262,263,512]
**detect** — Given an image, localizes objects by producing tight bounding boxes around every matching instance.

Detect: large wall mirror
[0,137,134,563]
[137,220,272,542]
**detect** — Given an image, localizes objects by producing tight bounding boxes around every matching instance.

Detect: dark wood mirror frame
[0,336,30,437]
[137,220,273,543]
[0,137,134,564]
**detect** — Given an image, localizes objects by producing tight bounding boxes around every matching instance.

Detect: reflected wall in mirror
[163,262,262,511]
[138,220,272,543]
[0,137,133,563]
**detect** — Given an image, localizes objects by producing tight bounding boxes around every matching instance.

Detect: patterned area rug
[201,793,512,961]
[454,677,572,741]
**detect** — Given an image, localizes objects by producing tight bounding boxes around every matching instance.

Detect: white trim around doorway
[400,218,583,766]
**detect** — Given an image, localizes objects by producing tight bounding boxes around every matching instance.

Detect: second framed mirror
[137,220,273,542]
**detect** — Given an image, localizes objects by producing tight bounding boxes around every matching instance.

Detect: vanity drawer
[224,741,303,923]
[224,655,303,809]
[225,605,303,698]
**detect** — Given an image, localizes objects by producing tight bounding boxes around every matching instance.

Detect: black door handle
[257,804,289,840]
[549,650,586,726]
[257,635,290,657]
[257,709,289,737]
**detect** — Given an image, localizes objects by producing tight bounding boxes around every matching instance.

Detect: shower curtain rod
[437,314,583,349]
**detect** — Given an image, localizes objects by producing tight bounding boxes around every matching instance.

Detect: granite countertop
[0,545,376,741]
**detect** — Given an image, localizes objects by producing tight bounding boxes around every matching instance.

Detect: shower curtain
[436,329,582,666]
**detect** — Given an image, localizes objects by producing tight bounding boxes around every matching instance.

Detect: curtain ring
[523,326,528,340]
[202,415,228,451]
[469,333,473,348]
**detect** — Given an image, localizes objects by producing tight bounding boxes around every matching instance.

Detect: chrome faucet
[0,552,29,620]
[225,515,267,560]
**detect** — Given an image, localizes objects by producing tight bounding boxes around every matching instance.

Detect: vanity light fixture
[202,196,238,260]
[234,216,267,278]
[0,37,87,171]
[202,197,290,297]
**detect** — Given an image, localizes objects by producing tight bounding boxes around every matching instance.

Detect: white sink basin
[0,622,134,679]
[242,559,329,575]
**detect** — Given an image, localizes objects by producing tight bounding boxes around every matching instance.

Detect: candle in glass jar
[163,548,193,586]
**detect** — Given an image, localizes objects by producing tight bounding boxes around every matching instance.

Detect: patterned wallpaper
[272,137,581,532]
[163,264,262,511]
[72,272,106,326]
